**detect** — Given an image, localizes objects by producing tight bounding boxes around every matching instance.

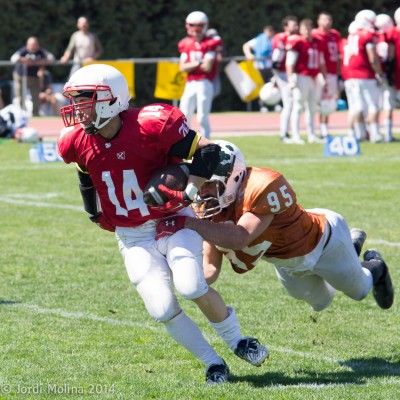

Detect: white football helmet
[193,140,247,219]
[186,11,208,37]
[395,8,400,25]
[375,14,394,32]
[259,82,281,106]
[61,64,131,134]
[348,20,362,34]
[355,9,377,30]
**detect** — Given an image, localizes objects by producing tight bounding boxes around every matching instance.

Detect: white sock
[383,118,392,141]
[164,311,222,367]
[209,306,242,351]
[369,122,381,142]
[354,122,366,140]
[320,122,329,137]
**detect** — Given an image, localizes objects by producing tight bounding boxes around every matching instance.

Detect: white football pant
[179,79,214,139]
[271,209,373,312]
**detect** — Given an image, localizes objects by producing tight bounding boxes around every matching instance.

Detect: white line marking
[0,196,82,211]
[5,302,400,377]
[8,302,160,331]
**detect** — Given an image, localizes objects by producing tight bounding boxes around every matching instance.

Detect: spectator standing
[271,16,299,142]
[243,25,275,111]
[60,16,103,78]
[178,11,223,139]
[38,69,59,116]
[286,19,327,144]
[311,12,341,138]
[11,37,55,116]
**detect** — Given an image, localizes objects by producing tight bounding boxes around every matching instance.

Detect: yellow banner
[239,60,264,102]
[154,61,187,100]
[84,60,135,99]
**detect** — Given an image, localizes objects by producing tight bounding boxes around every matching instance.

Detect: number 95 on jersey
[323,136,360,157]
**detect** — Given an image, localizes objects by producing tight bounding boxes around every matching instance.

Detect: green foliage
[0,131,399,399]
[1,0,399,108]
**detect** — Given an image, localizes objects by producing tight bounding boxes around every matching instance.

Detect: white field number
[328,136,359,156]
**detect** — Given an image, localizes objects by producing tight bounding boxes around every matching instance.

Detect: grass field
[0,133,399,400]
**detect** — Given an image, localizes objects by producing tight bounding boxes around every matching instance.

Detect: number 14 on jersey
[324,136,360,157]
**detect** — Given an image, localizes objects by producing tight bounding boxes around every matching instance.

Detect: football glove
[149,185,192,213]
[89,213,115,232]
[156,215,187,240]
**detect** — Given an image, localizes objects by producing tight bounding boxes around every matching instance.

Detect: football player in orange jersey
[156,140,394,311]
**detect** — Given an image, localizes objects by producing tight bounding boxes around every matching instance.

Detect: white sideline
[5,302,400,379]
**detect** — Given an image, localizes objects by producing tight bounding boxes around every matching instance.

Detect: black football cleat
[363,250,394,309]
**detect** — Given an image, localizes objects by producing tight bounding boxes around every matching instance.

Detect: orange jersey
[211,167,326,274]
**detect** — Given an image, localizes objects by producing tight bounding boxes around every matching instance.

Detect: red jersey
[385,26,400,88]
[311,28,341,74]
[57,104,191,227]
[272,32,289,72]
[211,167,326,274]
[286,34,324,77]
[342,29,378,79]
[339,38,350,80]
[178,35,223,81]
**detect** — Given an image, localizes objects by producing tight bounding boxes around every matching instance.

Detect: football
[143,162,190,206]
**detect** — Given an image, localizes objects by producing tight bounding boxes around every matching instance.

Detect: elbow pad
[189,144,221,179]
[77,169,100,217]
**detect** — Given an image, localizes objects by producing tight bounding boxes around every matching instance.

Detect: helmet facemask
[193,140,247,219]
[61,85,119,134]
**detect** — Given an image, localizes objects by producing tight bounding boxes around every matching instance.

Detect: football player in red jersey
[311,12,341,138]
[344,10,384,142]
[386,8,400,103]
[178,11,223,139]
[286,19,328,144]
[56,64,267,385]
[271,15,299,142]
[375,14,396,142]
[156,141,394,312]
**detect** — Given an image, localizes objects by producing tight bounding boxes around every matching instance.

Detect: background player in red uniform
[344,10,384,142]
[178,11,223,139]
[56,64,267,385]
[312,12,341,138]
[375,13,396,142]
[286,19,328,144]
[156,141,394,313]
[271,15,299,142]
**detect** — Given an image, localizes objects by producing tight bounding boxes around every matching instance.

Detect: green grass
[0,133,399,400]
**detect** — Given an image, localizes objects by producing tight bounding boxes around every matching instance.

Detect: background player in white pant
[156,141,394,313]
[271,15,299,142]
[343,10,383,142]
[286,19,327,144]
[375,13,396,142]
[178,11,223,139]
[56,65,267,385]
[312,12,341,138]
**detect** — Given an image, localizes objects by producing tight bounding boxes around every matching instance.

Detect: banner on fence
[154,61,187,100]
[84,60,135,99]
